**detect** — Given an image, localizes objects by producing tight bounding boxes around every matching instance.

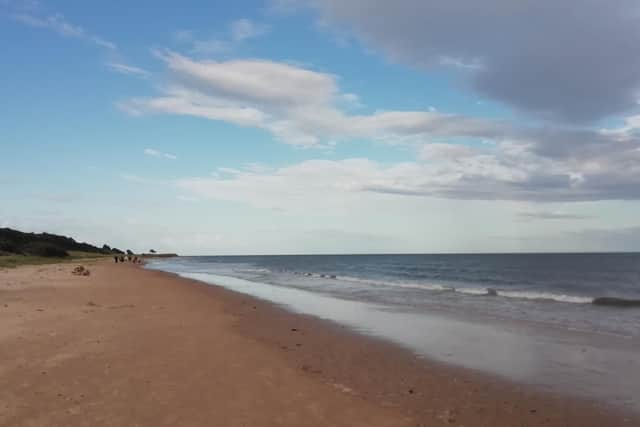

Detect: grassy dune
[0,251,110,269]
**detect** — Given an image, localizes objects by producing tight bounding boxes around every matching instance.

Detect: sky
[2,0,640,255]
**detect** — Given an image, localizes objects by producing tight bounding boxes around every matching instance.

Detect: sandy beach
[1,260,637,427]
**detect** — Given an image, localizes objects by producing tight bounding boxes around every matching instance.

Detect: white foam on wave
[456,287,491,296]
[498,290,592,304]
[212,266,596,306]
[337,276,593,304]
[336,275,450,292]
[234,267,272,274]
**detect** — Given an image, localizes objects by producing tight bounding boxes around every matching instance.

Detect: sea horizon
[176,250,640,257]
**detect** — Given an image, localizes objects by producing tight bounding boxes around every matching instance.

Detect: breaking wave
[291,272,640,307]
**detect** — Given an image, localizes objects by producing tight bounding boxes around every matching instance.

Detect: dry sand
[0,261,637,426]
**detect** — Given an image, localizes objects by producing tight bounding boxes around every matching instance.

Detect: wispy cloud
[517,211,593,221]
[173,29,230,55]
[230,18,269,42]
[12,12,116,50]
[1,0,40,11]
[144,148,177,160]
[119,173,164,185]
[173,18,269,55]
[107,62,150,78]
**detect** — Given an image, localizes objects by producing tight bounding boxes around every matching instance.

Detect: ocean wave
[231,268,640,308]
[336,276,595,304]
[456,287,494,296]
[298,273,594,303]
[233,267,272,274]
[497,290,593,304]
[337,276,602,304]
[335,275,450,292]
[457,289,640,307]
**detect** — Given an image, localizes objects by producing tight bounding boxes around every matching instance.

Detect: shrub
[0,239,19,253]
[22,242,69,258]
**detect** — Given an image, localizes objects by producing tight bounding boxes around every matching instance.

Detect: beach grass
[0,251,109,268]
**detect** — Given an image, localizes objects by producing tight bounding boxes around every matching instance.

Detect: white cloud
[119,52,640,202]
[175,159,404,214]
[12,12,116,50]
[174,129,640,205]
[601,115,640,139]
[107,62,150,78]
[120,51,508,147]
[143,148,177,160]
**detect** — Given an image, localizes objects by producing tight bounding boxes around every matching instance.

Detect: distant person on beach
[114,256,118,263]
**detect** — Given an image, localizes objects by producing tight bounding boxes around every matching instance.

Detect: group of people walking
[114,255,143,264]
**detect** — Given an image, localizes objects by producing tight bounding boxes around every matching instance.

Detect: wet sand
[0,261,637,426]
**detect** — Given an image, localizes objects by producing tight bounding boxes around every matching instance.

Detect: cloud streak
[173,18,269,55]
[144,148,177,160]
[230,18,269,42]
[517,211,593,221]
[12,12,116,50]
[107,62,150,78]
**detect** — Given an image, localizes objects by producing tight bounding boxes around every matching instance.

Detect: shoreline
[1,261,637,426]
[157,267,640,421]
[153,264,640,412]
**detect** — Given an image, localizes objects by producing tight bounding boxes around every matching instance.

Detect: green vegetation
[0,227,119,268]
[0,251,109,269]
[0,227,176,268]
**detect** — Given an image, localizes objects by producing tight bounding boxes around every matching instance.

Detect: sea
[147,253,640,411]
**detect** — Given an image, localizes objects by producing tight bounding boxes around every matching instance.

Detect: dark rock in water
[592,297,640,307]
[486,288,498,297]
[329,275,337,279]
